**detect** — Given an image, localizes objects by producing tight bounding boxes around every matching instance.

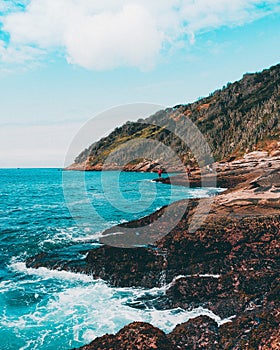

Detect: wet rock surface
[26,153,280,349]
[74,318,221,350]
[74,322,174,350]
[74,308,280,349]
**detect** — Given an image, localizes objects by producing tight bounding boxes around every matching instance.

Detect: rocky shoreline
[26,150,280,349]
[66,158,169,172]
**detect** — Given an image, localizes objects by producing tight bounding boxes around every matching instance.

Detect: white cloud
[0,39,44,64]
[0,0,279,71]
[64,3,163,70]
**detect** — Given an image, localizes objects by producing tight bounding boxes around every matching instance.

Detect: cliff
[67,63,280,171]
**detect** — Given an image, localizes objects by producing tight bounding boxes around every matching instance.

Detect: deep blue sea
[0,169,225,349]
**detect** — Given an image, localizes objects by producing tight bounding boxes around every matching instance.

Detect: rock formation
[27,150,280,349]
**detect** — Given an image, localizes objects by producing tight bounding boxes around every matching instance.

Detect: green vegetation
[74,63,280,167]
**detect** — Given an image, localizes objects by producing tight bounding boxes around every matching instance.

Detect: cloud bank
[0,0,279,70]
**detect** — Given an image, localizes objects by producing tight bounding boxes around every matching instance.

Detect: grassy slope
[74,64,280,167]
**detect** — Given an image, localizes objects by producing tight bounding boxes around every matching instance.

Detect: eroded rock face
[249,168,280,190]
[155,151,280,190]
[75,322,174,350]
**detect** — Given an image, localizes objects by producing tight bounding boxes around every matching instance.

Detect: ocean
[0,169,224,349]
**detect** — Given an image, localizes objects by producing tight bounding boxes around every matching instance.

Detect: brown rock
[75,322,174,350]
[219,306,280,350]
[28,154,280,349]
[168,316,220,350]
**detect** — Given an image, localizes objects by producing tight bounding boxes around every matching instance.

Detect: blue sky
[0,0,280,167]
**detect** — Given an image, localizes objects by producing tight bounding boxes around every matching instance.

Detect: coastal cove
[0,169,223,349]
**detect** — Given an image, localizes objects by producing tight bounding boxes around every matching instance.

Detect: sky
[0,0,280,167]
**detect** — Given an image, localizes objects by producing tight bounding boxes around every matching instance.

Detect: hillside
[68,63,280,171]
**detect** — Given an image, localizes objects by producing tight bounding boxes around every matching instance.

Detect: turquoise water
[0,169,223,349]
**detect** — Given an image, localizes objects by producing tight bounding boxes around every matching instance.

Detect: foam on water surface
[0,169,226,349]
[2,262,230,349]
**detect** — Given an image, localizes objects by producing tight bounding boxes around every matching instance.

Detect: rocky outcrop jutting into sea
[27,150,280,349]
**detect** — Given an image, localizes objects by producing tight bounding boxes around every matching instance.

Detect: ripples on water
[0,169,224,349]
